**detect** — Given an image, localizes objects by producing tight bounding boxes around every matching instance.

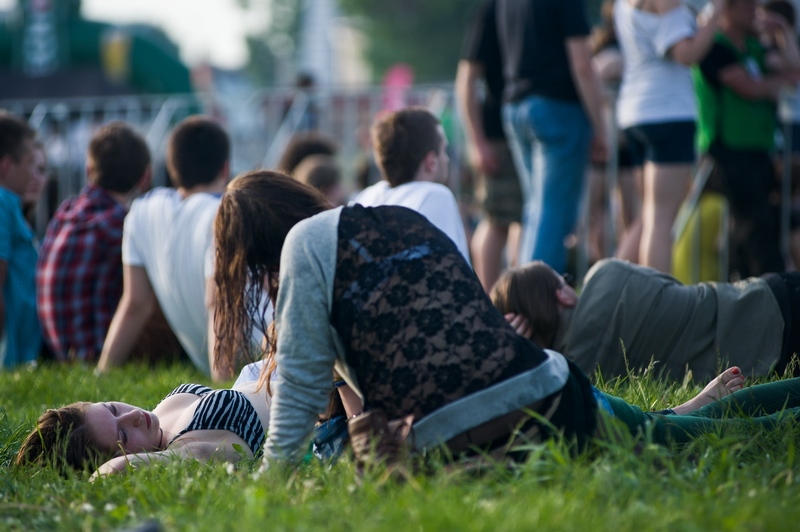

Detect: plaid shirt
[36,185,127,361]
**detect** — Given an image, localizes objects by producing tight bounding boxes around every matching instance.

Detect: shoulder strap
[166,383,212,398]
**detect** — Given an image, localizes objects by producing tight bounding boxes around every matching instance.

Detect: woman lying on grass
[15,380,270,477]
[211,171,800,469]
[490,259,800,381]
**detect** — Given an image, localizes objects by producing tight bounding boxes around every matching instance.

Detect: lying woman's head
[490,261,571,349]
[15,402,104,474]
[15,401,164,474]
[213,170,331,374]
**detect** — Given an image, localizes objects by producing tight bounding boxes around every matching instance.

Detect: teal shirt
[0,187,40,367]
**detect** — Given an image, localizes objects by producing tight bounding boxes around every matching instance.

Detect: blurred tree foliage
[240,0,605,86]
[338,0,605,83]
[338,0,484,83]
[238,0,302,86]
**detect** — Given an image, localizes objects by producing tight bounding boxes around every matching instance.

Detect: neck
[178,178,227,199]
[108,189,134,209]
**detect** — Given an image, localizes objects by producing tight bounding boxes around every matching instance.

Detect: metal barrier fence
[1,84,463,237]
[3,84,795,283]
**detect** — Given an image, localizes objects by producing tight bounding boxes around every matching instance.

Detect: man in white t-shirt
[98,116,232,381]
[352,107,471,265]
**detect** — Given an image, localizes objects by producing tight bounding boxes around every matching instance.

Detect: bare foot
[670,367,746,415]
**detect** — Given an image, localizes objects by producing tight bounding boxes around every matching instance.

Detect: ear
[555,285,577,308]
[137,165,153,191]
[0,154,11,182]
[421,151,437,174]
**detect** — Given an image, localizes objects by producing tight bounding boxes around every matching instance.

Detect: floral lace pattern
[331,205,548,420]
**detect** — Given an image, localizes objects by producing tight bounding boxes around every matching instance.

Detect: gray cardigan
[265,207,570,461]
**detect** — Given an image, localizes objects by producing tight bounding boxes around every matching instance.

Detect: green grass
[2,361,800,531]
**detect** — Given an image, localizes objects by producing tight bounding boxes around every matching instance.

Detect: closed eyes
[105,403,128,445]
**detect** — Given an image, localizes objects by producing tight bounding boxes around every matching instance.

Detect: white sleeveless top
[614,1,698,128]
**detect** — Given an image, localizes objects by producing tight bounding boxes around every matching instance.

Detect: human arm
[666,0,722,66]
[718,64,787,101]
[566,36,608,162]
[455,60,497,174]
[205,276,231,382]
[0,260,6,339]
[264,210,341,463]
[97,265,155,372]
[91,438,249,479]
[700,40,787,101]
[759,10,800,76]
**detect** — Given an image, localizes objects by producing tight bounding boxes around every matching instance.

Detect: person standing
[496,0,608,274]
[693,0,800,278]
[456,0,523,291]
[614,0,723,274]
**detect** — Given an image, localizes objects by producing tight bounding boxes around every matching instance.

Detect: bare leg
[670,367,746,415]
[471,219,510,292]
[507,222,522,268]
[639,162,692,273]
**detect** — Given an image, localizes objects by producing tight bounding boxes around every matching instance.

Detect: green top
[692,32,776,153]
[555,259,783,381]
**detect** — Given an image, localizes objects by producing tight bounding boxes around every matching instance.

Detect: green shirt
[692,32,776,153]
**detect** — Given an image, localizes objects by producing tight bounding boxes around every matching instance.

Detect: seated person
[293,154,346,207]
[212,172,800,469]
[15,380,269,478]
[37,122,151,362]
[277,132,337,176]
[97,116,232,381]
[491,258,800,381]
[351,107,471,265]
[0,112,39,368]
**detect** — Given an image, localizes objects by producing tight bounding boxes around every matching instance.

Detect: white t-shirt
[351,181,472,266]
[615,2,698,128]
[122,187,220,375]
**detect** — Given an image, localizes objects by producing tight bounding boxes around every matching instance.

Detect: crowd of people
[5,0,800,479]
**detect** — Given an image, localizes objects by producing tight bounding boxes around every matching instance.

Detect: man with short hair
[692,0,797,277]
[353,107,471,264]
[37,122,151,362]
[0,111,39,368]
[98,115,232,381]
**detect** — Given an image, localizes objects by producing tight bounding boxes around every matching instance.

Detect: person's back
[98,115,231,380]
[37,122,150,362]
[122,187,219,372]
[0,112,38,368]
[354,107,471,265]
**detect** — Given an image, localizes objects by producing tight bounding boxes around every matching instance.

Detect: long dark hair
[15,402,105,475]
[213,170,331,381]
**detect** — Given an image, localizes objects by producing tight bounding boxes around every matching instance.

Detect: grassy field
[2,361,800,531]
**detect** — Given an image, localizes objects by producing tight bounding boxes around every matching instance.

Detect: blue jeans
[503,96,592,272]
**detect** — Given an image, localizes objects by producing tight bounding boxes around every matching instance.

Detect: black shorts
[625,120,696,165]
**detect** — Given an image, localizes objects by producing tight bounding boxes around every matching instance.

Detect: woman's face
[22,147,47,206]
[84,402,163,456]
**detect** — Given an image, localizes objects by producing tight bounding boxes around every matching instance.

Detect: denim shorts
[625,120,696,165]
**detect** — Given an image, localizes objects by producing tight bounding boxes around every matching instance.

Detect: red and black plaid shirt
[36,185,127,361]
